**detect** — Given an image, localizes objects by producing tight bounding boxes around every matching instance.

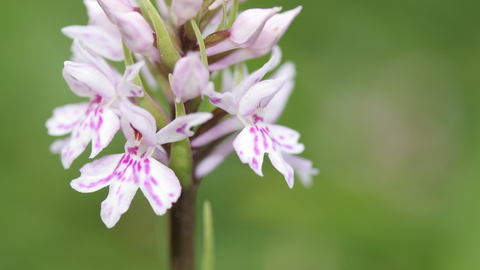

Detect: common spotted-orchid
[48,0,314,267]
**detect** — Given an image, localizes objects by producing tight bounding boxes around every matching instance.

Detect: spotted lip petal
[59,96,120,169]
[71,143,181,228]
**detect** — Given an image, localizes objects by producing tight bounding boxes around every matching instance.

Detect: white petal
[233,126,265,176]
[62,26,123,61]
[235,46,282,102]
[101,180,138,228]
[139,159,181,215]
[237,76,287,117]
[268,124,304,154]
[156,112,213,145]
[64,61,116,99]
[71,154,124,193]
[268,150,295,188]
[116,61,145,97]
[90,107,121,158]
[46,102,89,136]
[282,153,318,188]
[264,61,296,123]
[119,98,157,146]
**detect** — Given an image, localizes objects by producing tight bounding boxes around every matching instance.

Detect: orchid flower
[46,40,145,169]
[71,110,212,228]
[192,47,314,187]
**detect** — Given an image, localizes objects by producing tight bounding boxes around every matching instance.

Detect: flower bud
[172,0,202,26]
[172,52,210,103]
[230,7,281,48]
[97,0,134,24]
[112,12,159,61]
[250,6,302,53]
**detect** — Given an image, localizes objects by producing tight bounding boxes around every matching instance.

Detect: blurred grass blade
[201,200,215,270]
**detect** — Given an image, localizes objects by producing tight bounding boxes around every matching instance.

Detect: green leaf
[201,200,215,270]
[190,19,208,68]
[139,0,181,72]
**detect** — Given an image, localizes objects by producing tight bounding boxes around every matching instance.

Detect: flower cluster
[47,0,317,228]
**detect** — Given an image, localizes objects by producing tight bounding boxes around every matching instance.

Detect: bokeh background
[2,0,480,269]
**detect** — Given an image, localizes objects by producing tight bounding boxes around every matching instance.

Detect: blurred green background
[2,0,480,269]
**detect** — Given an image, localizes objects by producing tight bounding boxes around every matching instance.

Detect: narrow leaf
[201,200,215,270]
[139,0,181,71]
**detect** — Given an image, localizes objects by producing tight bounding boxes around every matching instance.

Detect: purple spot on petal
[176,124,188,135]
[252,157,259,169]
[169,193,175,197]
[210,97,221,104]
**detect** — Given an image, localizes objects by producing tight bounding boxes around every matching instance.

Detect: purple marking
[279,135,285,140]
[252,114,264,124]
[168,193,175,197]
[150,176,158,186]
[144,180,163,207]
[210,97,221,104]
[253,135,260,156]
[252,157,259,169]
[144,159,151,175]
[176,124,188,135]
[127,147,138,155]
